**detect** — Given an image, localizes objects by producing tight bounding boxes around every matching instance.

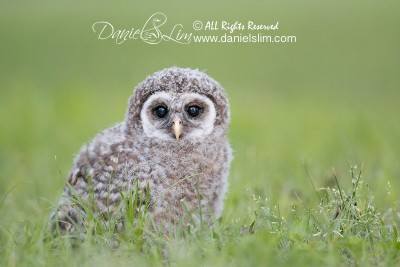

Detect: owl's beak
[172,116,182,140]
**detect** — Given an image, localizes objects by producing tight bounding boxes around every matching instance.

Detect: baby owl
[51,67,232,234]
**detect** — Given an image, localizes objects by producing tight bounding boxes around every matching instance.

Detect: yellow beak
[172,116,182,140]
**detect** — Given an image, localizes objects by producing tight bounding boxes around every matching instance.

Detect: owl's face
[140,92,216,141]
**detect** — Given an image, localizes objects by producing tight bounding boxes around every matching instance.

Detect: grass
[1,0,400,266]
[1,164,399,266]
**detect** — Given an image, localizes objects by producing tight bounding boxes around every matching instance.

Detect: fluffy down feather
[50,67,232,234]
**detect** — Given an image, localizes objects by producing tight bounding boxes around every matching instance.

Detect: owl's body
[52,67,232,233]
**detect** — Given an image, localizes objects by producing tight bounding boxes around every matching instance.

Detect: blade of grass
[303,163,321,202]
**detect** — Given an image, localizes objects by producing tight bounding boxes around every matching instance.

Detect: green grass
[1,164,399,266]
[1,0,400,266]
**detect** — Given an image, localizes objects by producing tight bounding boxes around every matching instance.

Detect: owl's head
[125,67,230,141]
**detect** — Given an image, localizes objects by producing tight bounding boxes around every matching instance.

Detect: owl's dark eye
[154,106,168,118]
[187,105,201,117]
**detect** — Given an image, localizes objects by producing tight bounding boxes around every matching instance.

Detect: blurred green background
[1,1,399,225]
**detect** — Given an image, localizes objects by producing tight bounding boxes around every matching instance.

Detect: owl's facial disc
[140,92,216,141]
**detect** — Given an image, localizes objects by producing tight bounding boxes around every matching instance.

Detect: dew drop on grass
[387,181,391,195]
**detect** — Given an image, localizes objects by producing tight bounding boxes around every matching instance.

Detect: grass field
[1,1,400,266]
